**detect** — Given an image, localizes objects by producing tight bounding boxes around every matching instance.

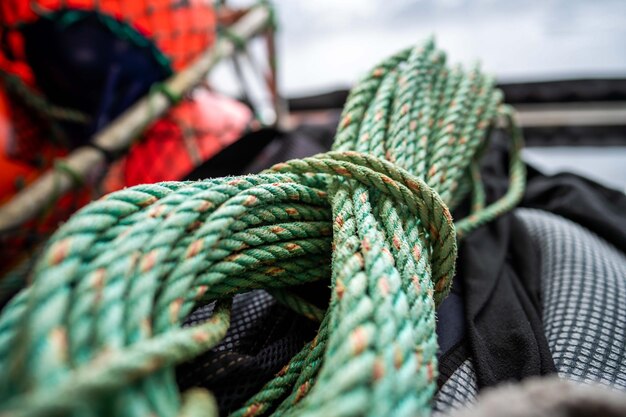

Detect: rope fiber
[0,39,525,417]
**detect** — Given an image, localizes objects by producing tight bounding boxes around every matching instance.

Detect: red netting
[103,89,253,191]
[0,86,92,276]
[0,0,216,84]
[0,88,64,200]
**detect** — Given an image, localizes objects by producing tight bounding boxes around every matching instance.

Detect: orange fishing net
[0,0,217,84]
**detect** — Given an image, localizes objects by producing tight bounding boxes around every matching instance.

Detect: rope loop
[268,150,456,302]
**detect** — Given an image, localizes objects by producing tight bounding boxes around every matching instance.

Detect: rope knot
[267,150,456,304]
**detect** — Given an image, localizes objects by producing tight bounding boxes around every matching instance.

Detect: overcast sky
[215,0,626,95]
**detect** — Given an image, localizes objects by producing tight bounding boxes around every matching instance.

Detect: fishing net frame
[0,3,279,284]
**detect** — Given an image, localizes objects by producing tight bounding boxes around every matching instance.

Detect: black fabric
[436,135,557,387]
[183,124,334,180]
[523,169,626,252]
[184,128,282,180]
[435,276,466,356]
[453,213,556,387]
[480,137,626,251]
[437,342,471,389]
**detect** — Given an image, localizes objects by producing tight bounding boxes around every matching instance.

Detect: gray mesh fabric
[433,360,478,415]
[517,208,626,390]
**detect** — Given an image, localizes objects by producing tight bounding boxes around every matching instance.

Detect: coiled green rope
[0,40,525,417]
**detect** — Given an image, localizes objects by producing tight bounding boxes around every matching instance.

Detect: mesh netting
[1,90,60,162]
[0,0,216,82]
[179,290,319,415]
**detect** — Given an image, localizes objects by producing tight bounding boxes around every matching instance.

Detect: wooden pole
[0,5,271,233]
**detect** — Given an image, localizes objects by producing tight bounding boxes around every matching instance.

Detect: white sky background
[213,0,626,96]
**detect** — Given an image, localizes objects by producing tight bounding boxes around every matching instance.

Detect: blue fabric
[21,10,170,144]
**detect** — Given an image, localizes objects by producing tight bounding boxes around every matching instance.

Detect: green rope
[53,160,86,188]
[0,40,525,417]
[219,27,248,50]
[268,289,326,322]
[150,82,184,105]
